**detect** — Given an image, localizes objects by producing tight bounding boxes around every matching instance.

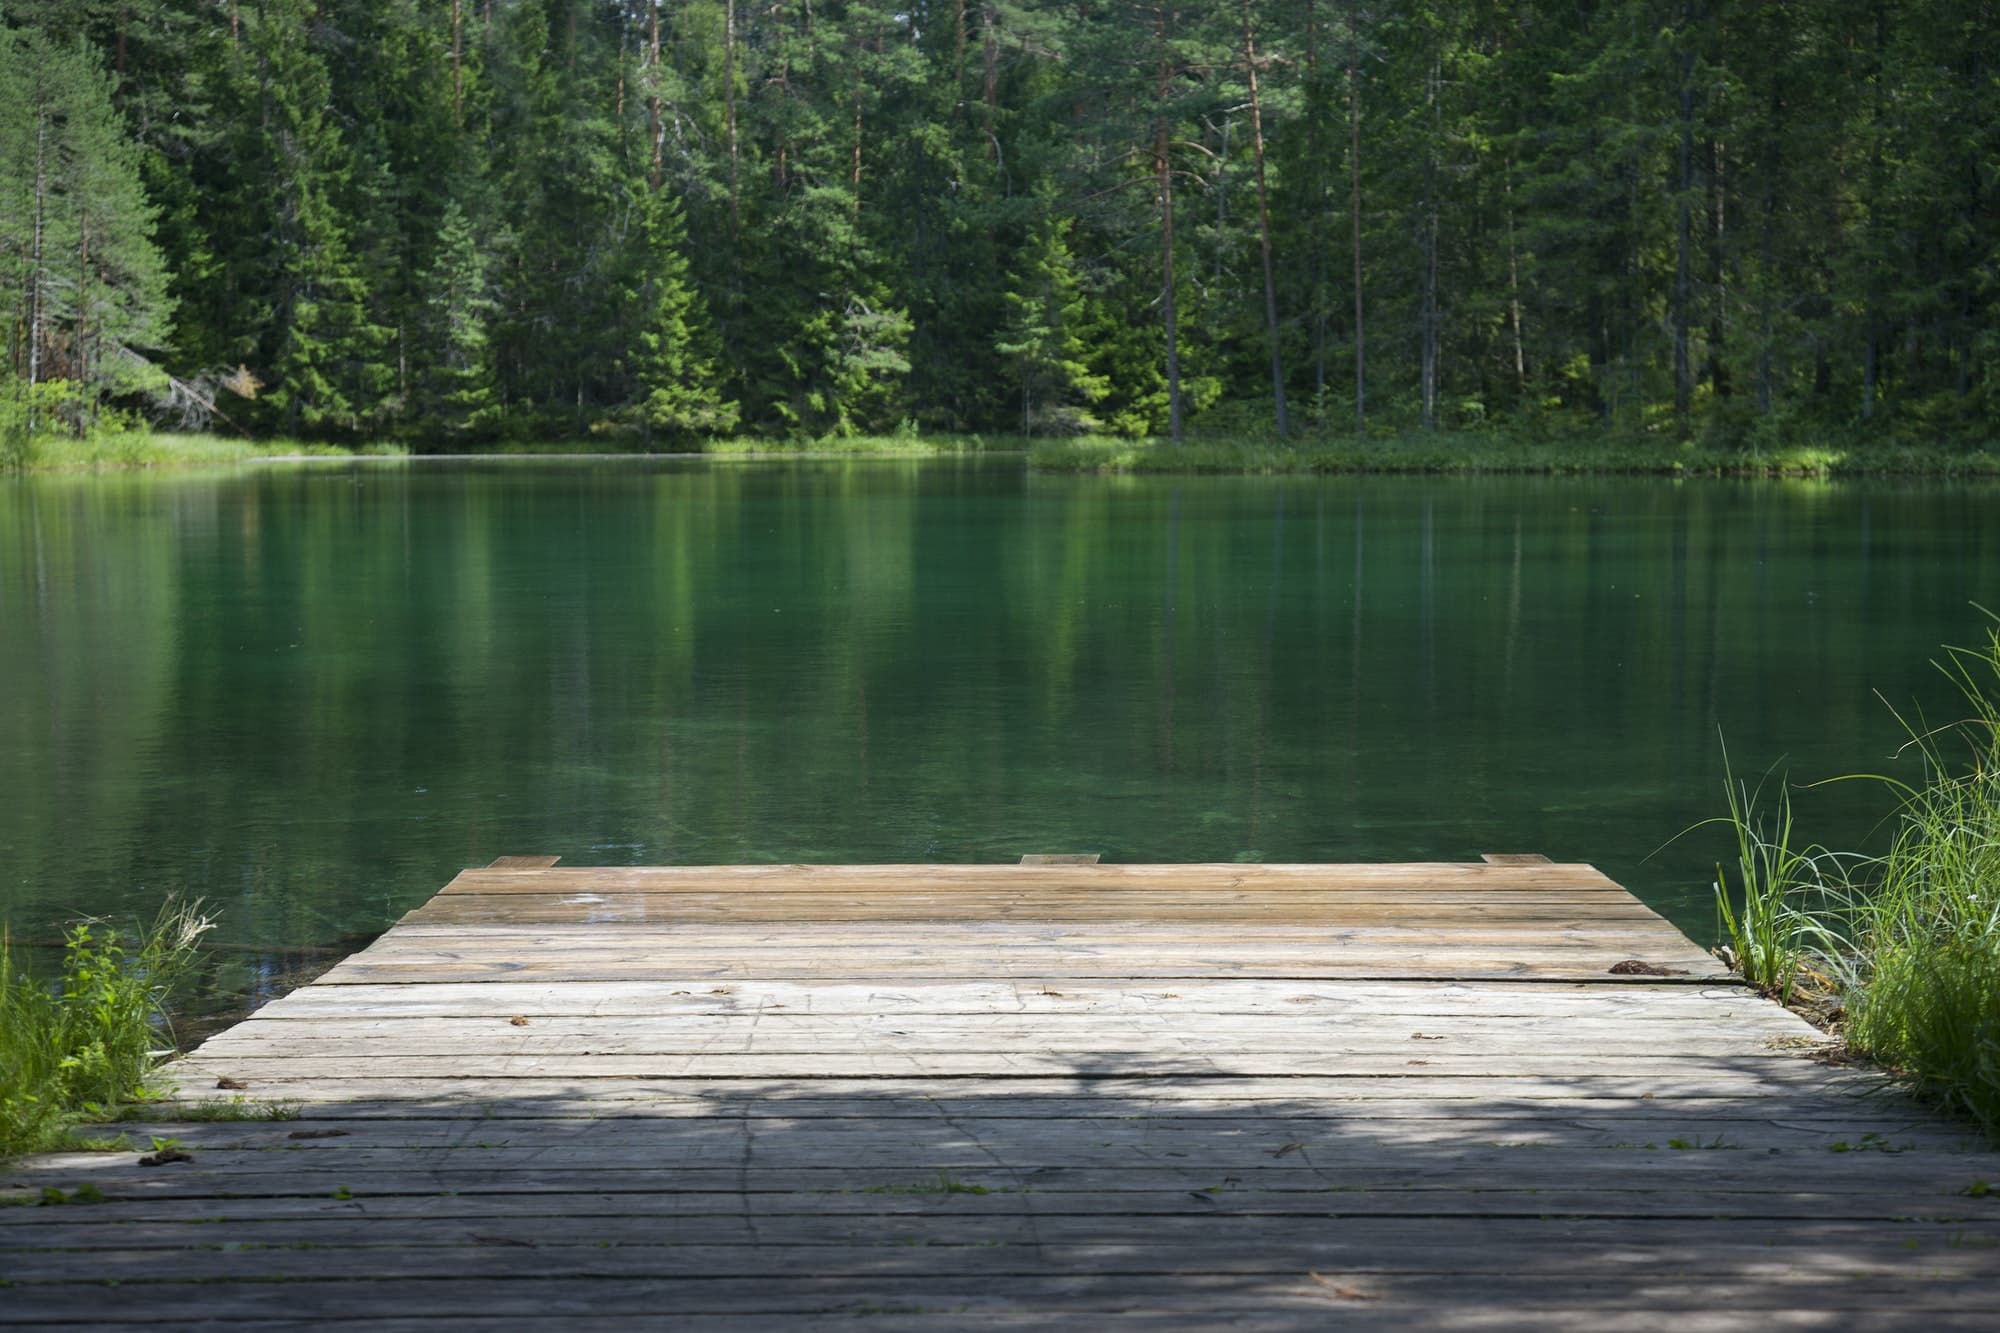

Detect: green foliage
[1710,749,1847,1004]
[0,899,213,1161]
[1701,624,2000,1142]
[0,27,173,436]
[3,1,1997,447]
[1835,626,2000,1138]
[612,189,738,443]
[997,206,1109,436]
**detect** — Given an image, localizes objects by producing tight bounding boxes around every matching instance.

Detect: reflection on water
[3,460,1996,1009]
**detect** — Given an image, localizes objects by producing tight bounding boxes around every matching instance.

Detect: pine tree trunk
[1674,22,1695,438]
[451,0,463,126]
[28,115,46,431]
[1159,111,1183,444]
[1348,3,1364,437]
[1157,7,1183,445]
[77,209,90,432]
[1419,50,1439,433]
[982,4,999,160]
[1242,1,1288,437]
[725,0,741,229]
[1505,171,1526,395]
[647,2,664,191]
[1707,138,1728,398]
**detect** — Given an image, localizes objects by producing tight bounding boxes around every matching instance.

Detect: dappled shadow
[4,977,1994,1327]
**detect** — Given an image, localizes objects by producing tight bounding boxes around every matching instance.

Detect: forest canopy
[2,1,1996,448]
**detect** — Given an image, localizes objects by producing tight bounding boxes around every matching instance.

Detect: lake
[4,459,1996,1014]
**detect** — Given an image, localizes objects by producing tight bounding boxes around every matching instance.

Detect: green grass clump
[1709,750,1852,1004]
[1834,631,2000,1137]
[1709,622,2000,1140]
[0,900,213,1161]
[5,428,404,471]
[702,431,1021,458]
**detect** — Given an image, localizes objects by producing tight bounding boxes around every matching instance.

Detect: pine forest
[2,0,1996,450]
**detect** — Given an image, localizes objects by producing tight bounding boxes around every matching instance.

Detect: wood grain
[2,858,1986,1329]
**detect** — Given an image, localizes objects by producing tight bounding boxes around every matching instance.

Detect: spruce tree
[615,185,738,443]
[996,206,1107,435]
[0,28,173,434]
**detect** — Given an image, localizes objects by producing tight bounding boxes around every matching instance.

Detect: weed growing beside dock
[1715,626,2000,1140]
[0,901,212,1160]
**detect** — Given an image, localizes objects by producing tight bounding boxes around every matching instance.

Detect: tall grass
[1714,624,2000,1139]
[0,900,213,1160]
[1833,632,2000,1136]
[1710,752,1847,1005]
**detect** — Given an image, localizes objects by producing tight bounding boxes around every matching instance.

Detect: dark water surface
[5,459,1997,1010]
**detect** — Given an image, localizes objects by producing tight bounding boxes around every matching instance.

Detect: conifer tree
[0,28,172,433]
[996,206,1107,435]
[221,0,386,436]
[411,197,497,441]
[615,185,738,442]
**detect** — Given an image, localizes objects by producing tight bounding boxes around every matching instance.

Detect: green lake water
[4,459,1996,1012]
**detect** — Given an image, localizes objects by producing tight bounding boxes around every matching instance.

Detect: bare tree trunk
[1157,10,1183,444]
[77,209,90,433]
[1159,112,1183,443]
[1419,47,1439,432]
[952,0,967,117]
[725,0,740,229]
[1306,0,1328,413]
[1348,2,1364,437]
[982,4,999,160]
[647,1,664,191]
[1707,138,1728,397]
[1505,170,1525,394]
[27,115,46,432]
[1673,17,1695,438]
[1242,0,1288,437]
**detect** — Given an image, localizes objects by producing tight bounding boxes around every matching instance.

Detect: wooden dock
[5,858,1995,1329]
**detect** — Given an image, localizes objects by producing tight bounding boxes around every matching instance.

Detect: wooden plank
[402,895,1675,927]
[245,978,1772,1019]
[1,857,1976,1331]
[486,855,562,869]
[432,862,1631,893]
[6,1275,1999,1325]
[1020,854,1101,865]
[2,1185,1982,1227]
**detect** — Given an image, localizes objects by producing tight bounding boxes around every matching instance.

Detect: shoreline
[8,430,1999,479]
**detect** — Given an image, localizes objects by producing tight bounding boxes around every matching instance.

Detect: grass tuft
[0,899,214,1161]
[1709,620,2000,1141]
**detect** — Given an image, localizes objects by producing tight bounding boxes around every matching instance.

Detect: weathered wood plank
[3,1274,1997,1324]
[1,1185,1983,1227]
[1,857,1979,1330]
[244,978,1770,1020]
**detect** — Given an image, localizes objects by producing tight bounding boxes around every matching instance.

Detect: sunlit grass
[1028,433,2000,478]
[0,900,213,1161]
[6,429,405,471]
[1711,622,2000,1140]
[702,432,1023,457]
